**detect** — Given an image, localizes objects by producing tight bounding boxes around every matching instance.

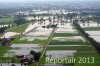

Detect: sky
[0,0,99,3]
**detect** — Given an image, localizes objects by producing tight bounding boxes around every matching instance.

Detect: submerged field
[0,18,100,66]
[37,22,99,66]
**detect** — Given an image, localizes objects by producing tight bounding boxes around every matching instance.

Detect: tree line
[73,20,100,53]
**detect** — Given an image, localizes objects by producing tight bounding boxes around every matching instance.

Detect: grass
[37,54,100,66]
[49,41,88,45]
[47,46,93,51]
[0,46,12,56]
[0,18,15,23]
[75,62,100,66]
[0,56,20,64]
[76,51,97,55]
[11,35,48,44]
[53,33,80,37]
[74,55,100,66]
[7,23,28,33]
[11,35,32,44]
[33,39,48,44]
[83,27,100,31]
[12,39,48,44]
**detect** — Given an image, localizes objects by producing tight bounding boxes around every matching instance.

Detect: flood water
[4,44,43,57]
[46,50,77,59]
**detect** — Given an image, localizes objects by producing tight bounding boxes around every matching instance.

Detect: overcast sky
[0,0,99,3]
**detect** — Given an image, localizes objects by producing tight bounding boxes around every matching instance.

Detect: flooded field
[52,36,85,42]
[86,31,100,43]
[20,20,53,41]
[46,50,77,59]
[55,23,77,34]
[1,32,20,38]
[79,22,99,28]
[0,2,100,66]
[45,22,96,63]
[4,44,43,57]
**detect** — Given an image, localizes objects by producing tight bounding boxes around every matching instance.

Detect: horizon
[0,0,100,3]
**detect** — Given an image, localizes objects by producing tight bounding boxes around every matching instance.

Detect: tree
[30,50,41,62]
[30,50,36,55]
[87,19,90,26]
[53,16,56,24]
[49,17,51,22]
[14,19,26,26]
[34,52,41,62]
[81,19,85,26]
[0,27,7,33]
[40,18,44,25]
[97,21,100,26]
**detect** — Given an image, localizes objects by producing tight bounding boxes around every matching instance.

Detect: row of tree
[73,20,100,53]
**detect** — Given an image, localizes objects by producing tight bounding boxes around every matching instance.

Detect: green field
[49,41,88,45]
[7,23,28,33]
[47,46,93,51]
[11,35,49,44]
[0,18,15,23]
[12,38,48,44]
[0,46,12,56]
[74,55,100,66]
